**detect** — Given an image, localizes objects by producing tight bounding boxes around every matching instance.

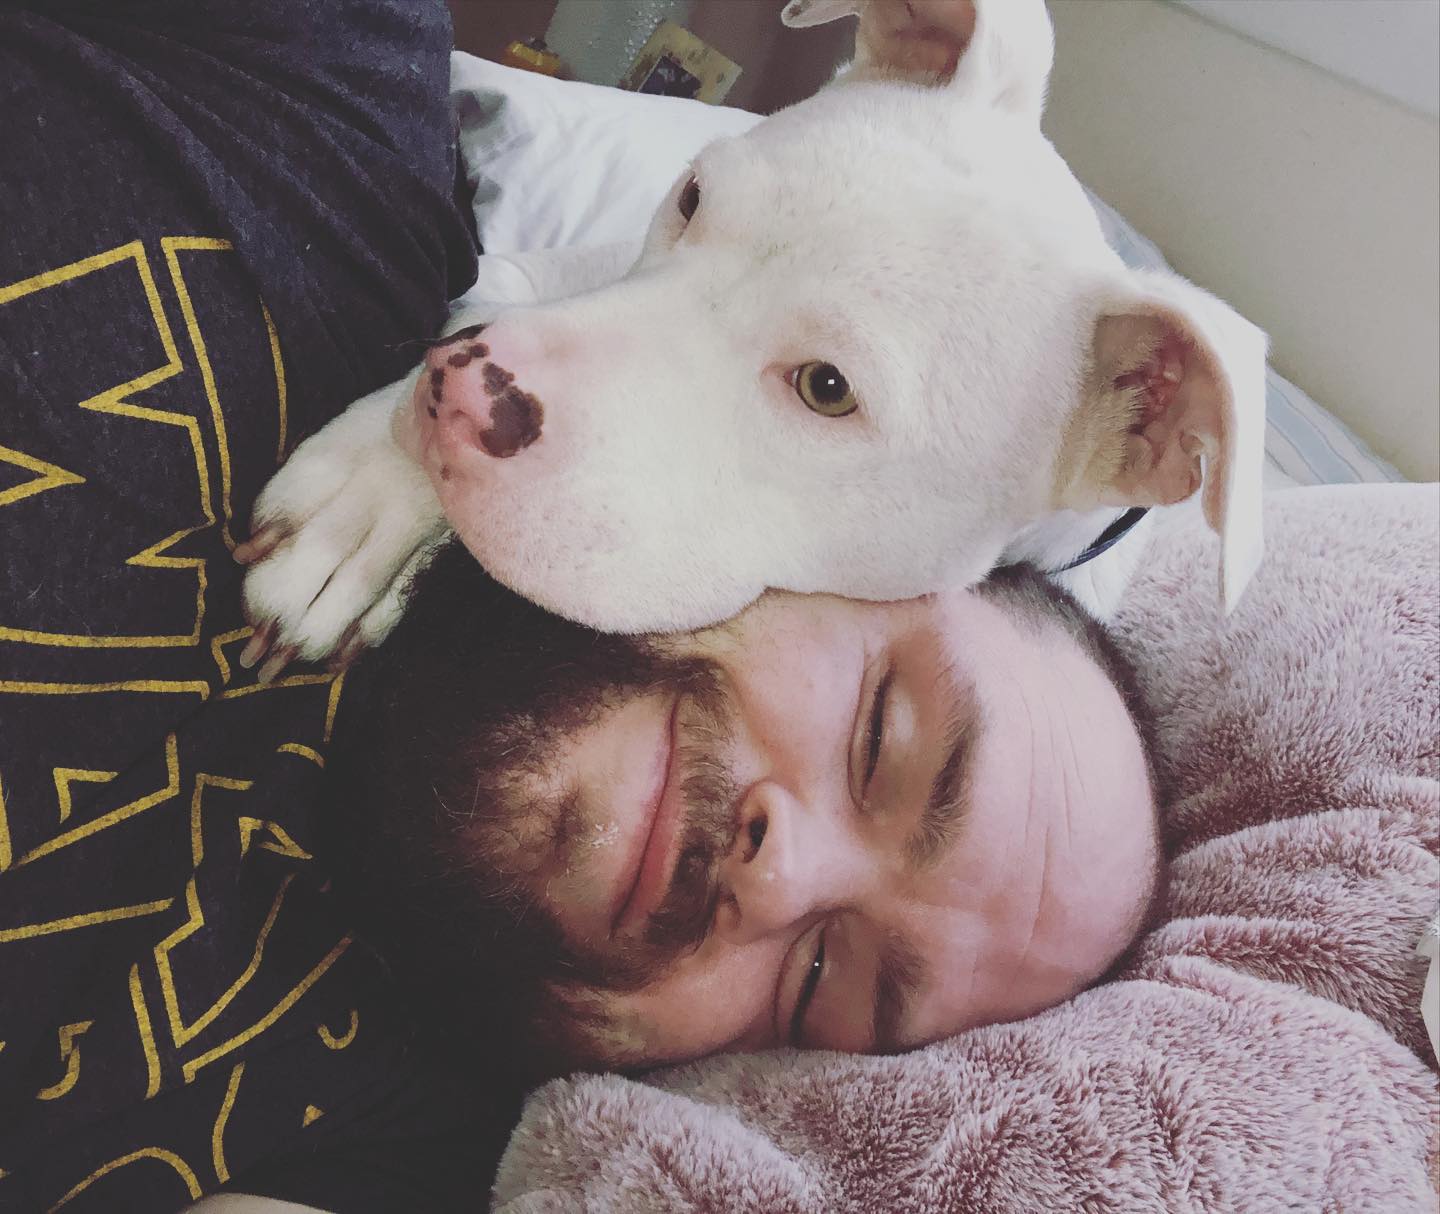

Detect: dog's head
[417,0,1265,631]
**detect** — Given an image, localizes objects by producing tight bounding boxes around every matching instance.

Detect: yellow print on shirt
[0,236,354,1201]
[0,237,286,650]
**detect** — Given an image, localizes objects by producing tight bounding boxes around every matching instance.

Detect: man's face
[489,584,1159,1065]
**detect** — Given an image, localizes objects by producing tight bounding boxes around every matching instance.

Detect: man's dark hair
[326,545,1156,1085]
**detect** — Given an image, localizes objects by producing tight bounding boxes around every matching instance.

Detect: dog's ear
[1059,274,1267,613]
[781,0,1053,122]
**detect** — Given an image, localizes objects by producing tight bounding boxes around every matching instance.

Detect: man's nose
[715,780,871,945]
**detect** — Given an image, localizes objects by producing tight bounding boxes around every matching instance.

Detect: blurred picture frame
[620,19,741,104]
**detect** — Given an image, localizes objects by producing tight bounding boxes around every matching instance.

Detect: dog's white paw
[237,378,447,679]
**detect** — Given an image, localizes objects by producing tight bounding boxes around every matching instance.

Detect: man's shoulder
[0,4,483,1209]
[1,0,476,390]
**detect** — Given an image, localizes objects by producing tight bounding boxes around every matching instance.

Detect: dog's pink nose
[421,327,544,460]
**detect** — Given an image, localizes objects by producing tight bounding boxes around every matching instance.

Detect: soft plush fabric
[493,483,1440,1212]
[449,52,1403,492]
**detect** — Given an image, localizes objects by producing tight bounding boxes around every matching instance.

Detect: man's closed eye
[790,661,895,1045]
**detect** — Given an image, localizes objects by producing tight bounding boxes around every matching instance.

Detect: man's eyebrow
[872,930,927,1053]
[904,667,981,873]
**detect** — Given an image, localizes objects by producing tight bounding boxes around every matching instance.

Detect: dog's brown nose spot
[479,374,544,459]
[426,403,438,419]
[439,464,453,482]
[445,342,490,370]
[483,363,515,394]
[429,367,445,402]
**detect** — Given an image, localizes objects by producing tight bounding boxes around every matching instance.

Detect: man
[0,3,509,1211]
[329,542,1162,1079]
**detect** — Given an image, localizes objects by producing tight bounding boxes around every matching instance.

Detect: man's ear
[781,0,1053,122]
[1059,273,1268,613]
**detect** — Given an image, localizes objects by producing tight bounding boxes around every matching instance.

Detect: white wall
[1044,0,1439,481]
[1178,0,1439,118]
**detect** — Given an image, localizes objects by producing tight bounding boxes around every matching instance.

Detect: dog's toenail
[239,621,277,669]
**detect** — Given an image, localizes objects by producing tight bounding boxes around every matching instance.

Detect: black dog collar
[1052,507,1151,574]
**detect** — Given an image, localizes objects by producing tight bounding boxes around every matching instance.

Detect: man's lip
[611,695,683,934]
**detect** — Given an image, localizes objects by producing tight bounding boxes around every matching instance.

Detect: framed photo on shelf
[619,19,741,104]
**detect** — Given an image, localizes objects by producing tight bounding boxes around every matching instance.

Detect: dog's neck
[1001,505,1129,570]
[1051,508,1150,574]
[1001,505,1155,620]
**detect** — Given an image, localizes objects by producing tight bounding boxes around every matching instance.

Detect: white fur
[244,0,1265,650]
[240,381,445,659]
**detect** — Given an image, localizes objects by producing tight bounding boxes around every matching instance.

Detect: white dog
[237,0,1265,675]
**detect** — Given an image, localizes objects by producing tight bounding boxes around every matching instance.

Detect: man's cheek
[619,944,784,1063]
[902,930,991,1044]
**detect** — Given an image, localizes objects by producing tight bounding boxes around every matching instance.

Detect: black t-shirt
[0,3,514,1210]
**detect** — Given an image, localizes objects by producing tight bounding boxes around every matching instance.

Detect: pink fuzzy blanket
[494,484,1440,1213]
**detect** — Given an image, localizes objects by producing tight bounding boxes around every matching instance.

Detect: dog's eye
[792,362,857,417]
[678,175,701,222]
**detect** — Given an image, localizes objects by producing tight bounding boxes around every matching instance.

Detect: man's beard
[464,654,743,987]
[332,538,745,995]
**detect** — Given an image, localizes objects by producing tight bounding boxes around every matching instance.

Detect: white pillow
[451,53,759,255]
[449,52,1403,489]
